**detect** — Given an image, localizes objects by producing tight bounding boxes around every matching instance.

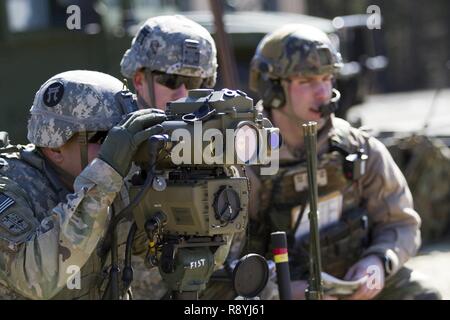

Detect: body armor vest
[249,118,370,279]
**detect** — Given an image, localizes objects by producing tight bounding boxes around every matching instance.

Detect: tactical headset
[249,24,343,118]
[255,60,341,118]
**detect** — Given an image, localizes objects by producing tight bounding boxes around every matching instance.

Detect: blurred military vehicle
[0,0,385,143]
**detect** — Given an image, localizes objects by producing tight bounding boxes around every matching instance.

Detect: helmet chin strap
[143,71,157,108]
[78,131,89,170]
[137,93,152,110]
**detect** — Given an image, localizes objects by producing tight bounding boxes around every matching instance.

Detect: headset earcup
[261,79,285,109]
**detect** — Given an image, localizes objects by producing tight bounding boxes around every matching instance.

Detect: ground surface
[406,241,450,299]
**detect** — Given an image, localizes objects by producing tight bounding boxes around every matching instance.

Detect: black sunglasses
[87,131,108,145]
[152,71,205,90]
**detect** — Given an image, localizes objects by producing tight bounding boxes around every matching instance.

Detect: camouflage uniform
[120,15,219,299]
[0,70,147,299]
[245,24,442,300]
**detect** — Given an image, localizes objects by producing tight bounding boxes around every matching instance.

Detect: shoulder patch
[0,194,38,250]
[0,193,15,214]
[0,212,29,234]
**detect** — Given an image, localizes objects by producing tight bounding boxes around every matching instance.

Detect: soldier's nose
[314,82,330,101]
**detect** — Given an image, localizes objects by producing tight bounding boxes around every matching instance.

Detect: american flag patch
[0,193,15,214]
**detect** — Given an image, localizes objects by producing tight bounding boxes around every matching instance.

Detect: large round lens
[235,124,258,164]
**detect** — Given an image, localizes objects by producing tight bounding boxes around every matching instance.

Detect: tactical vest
[0,139,110,299]
[249,118,370,280]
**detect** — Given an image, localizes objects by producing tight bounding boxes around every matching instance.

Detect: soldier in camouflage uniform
[120,15,217,110]
[120,15,235,300]
[245,24,441,300]
[0,70,166,299]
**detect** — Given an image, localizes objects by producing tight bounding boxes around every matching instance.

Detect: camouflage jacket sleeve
[0,158,123,299]
[360,136,421,276]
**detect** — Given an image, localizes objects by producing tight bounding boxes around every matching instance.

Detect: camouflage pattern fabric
[0,147,124,299]
[28,70,126,148]
[382,135,450,243]
[120,15,217,86]
[129,257,167,300]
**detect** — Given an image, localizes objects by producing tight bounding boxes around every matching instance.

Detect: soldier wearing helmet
[120,15,218,110]
[0,70,166,299]
[245,24,441,300]
[119,15,227,300]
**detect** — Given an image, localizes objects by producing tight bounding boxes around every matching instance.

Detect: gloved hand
[98,109,166,177]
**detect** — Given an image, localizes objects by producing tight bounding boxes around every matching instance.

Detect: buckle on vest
[343,148,368,180]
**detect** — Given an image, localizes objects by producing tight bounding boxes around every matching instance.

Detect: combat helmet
[249,24,343,110]
[120,15,218,88]
[28,70,136,167]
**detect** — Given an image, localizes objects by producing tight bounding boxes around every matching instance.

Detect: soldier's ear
[41,147,64,164]
[133,70,146,95]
